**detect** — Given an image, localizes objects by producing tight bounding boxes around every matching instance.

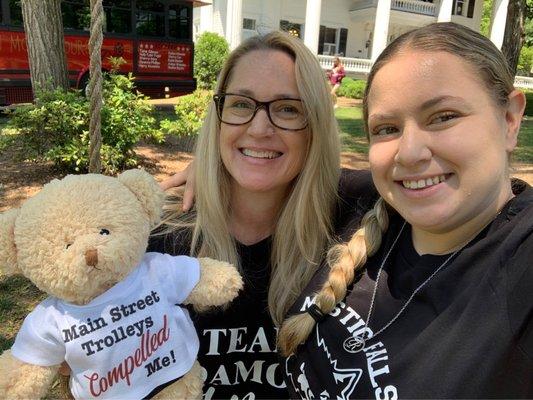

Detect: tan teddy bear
[0,169,243,399]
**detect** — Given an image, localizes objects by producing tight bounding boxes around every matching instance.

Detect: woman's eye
[431,113,458,124]
[229,101,254,109]
[100,229,110,235]
[372,126,398,136]
[283,105,300,114]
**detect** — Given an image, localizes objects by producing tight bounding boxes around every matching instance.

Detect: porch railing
[391,0,437,16]
[350,0,437,16]
[318,55,533,90]
[514,76,533,90]
[318,55,373,74]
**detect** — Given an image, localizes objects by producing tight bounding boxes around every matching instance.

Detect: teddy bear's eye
[66,243,72,249]
[100,229,110,235]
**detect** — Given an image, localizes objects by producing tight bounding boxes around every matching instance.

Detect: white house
[192,0,533,89]
[195,0,514,56]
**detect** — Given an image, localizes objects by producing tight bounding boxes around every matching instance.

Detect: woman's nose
[394,124,432,166]
[246,107,276,137]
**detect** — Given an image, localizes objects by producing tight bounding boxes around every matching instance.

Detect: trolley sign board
[137,41,192,75]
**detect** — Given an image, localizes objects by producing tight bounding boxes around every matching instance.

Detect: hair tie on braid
[306,304,325,322]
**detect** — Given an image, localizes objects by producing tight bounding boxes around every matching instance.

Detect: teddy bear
[0,169,243,399]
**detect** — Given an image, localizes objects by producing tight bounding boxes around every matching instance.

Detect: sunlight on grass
[516,117,533,162]
[335,106,368,154]
[0,117,20,153]
[335,106,533,163]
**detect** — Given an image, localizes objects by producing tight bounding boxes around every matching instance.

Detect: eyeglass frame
[212,93,309,131]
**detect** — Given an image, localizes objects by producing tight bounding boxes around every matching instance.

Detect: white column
[437,0,453,22]
[490,0,509,49]
[371,0,391,61]
[199,4,213,33]
[304,0,322,54]
[226,0,243,50]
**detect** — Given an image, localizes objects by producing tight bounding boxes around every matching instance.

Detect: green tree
[502,0,528,74]
[480,0,493,36]
[518,45,533,74]
[194,32,229,90]
[480,0,532,75]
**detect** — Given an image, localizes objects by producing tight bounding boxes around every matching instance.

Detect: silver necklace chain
[353,221,459,352]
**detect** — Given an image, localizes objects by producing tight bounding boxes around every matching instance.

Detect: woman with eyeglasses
[149,31,370,399]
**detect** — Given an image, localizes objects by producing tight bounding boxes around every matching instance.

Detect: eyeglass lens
[218,94,307,131]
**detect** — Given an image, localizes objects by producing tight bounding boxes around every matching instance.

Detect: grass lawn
[335,106,369,154]
[335,106,533,163]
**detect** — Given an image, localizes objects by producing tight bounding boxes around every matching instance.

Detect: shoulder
[338,168,375,201]
[488,182,533,356]
[148,225,192,256]
[335,168,378,240]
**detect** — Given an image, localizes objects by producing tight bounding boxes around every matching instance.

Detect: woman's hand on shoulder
[159,161,196,212]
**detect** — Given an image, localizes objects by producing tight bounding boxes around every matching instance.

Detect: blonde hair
[278,22,516,356]
[165,30,341,326]
[278,198,388,356]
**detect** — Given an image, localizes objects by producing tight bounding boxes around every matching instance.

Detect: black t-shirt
[148,233,285,399]
[147,168,376,399]
[284,181,533,399]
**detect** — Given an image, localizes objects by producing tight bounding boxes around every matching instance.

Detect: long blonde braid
[277,198,389,356]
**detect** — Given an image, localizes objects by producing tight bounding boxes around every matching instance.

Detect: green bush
[337,78,367,99]
[525,91,533,117]
[194,32,229,90]
[10,89,88,160]
[159,89,212,137]
[9,71,161,174]
[518,46,533,76]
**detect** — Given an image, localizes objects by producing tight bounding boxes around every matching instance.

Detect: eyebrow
[419,95,465,111]
[230,88,301,100]
[368,95,467,123]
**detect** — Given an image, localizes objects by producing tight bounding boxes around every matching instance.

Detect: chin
[399,207,455,232]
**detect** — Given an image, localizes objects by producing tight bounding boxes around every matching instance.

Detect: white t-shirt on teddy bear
[11,253,200,400]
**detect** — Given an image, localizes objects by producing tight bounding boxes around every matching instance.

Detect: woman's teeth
[402,175,447,189]
[241,148,281,159]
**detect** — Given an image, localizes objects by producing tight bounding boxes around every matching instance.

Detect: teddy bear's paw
[0,350,59,400]
[184,258,244,311]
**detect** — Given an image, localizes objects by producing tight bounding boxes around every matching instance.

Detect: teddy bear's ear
[0,209,22,276]
[117,169,165,227]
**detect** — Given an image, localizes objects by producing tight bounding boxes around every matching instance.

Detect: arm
[159,161,195,212]
[0,350,59,400]
[184,258,243,312]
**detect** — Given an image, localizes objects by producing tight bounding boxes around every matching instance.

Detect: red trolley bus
[0,0,201,106]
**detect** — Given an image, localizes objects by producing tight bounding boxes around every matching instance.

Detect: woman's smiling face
[219,49,309,196]
[367,50,519,242]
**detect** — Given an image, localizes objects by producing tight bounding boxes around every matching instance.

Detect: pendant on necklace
[343,335,366,354]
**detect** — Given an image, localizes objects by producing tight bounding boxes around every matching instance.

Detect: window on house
[319,26,337,55]
[280,20,301,38]
[466,0,475,18]
[452,0,465,15]
[243,18,256,31]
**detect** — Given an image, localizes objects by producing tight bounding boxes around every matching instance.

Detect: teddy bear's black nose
[85,248,98,266]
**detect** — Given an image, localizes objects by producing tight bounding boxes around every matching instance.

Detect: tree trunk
[21,0,69,94]
[502,0,526,74]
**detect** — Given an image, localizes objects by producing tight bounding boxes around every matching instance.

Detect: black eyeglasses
[213,93,308,131]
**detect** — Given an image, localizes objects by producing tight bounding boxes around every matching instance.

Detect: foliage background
[194,32,230,90]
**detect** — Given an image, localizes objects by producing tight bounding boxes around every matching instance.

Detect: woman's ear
[505,89,526,152]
